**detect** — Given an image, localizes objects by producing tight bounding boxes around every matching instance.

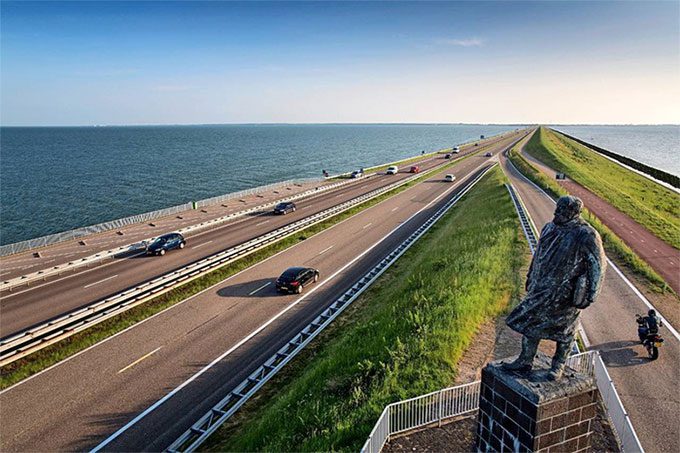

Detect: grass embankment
[507,136,671,293]
[526,127,680,249]
[205,167,528,452]
[0,152,477,390]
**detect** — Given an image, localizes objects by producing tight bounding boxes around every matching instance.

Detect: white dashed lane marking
[83,274,119,289]
[318,245,334,255]
[248,281,271,296]
[118,347,162,374]
[192,240,213,249]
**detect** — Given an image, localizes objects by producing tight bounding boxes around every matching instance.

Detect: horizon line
[2,122,678,128]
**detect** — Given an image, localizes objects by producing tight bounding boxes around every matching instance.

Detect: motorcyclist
[638,309,663,343]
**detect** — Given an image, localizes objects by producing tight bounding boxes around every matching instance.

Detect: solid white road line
[248,282,271,296]
[192,240,214,249]
[91,156,478,452]
[318,246,334,255]
[83,275,118,289]
[117,347,162,374]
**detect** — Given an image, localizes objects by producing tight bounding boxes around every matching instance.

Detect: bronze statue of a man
[504,195,606,380]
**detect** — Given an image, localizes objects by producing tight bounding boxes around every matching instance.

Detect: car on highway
[444,174,456,182]
[146,232,186,256]
[484,152,493,157]
[410,165,420,173]
[274,201,296,214]
[445,153,452,159]
[452,146,460,153]
[276,266,320,294]
[386,166,399,175]
[351,169,364,178]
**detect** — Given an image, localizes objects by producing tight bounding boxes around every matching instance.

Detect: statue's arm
[583,230,606,305]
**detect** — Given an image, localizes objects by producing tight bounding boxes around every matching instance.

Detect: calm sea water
[552,125,680,178]
[0,124,522,245]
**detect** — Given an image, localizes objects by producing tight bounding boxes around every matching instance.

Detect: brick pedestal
[475,352,598,452]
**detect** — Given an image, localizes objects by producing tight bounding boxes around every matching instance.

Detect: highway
[0,132,527,451]
[0,140,498,338]
[500,137,680,453]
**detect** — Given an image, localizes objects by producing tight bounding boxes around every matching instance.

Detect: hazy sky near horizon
[1,1,678,126]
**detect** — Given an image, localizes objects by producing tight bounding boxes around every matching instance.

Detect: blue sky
[1,1,678,125]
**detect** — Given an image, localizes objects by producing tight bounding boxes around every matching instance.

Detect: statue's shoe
[501,361,532,373]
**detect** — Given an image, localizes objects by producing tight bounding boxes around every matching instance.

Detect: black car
[146,232,185,256]
[276,266,319,294]
[274,201,296,215]
[445,153,452,159]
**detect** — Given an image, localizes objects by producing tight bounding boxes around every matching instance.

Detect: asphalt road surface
[500,139,679,453]
[0,132,526,452]
[1,140,501,338]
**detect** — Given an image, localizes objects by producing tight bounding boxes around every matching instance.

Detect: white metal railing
[593,351,644,452]
[361,381,481,453]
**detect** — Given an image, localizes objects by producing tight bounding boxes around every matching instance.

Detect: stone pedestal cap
[485,351,596,404]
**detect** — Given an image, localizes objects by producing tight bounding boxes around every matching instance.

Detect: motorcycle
[636,314,664,360]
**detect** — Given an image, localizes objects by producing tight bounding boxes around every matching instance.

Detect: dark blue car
[146,232,186,256]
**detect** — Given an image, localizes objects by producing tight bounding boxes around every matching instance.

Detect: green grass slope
[206,167,528,452]
[525,127,679,249]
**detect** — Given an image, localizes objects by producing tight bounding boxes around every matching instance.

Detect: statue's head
[553,195,583,225]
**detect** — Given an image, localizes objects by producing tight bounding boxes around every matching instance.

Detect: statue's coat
[506,217,606,343]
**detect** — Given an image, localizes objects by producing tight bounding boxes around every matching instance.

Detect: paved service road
[0,133,526,452]
[500,137,680,453]
[1,139,503,338]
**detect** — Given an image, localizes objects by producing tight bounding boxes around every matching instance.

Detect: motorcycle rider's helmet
[648,309,656,317]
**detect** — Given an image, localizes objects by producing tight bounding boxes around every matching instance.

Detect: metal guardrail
[0,158,458,366]
[505,178,643,453]
[193,177,321,208]
[0,202,193,257]
[0,177,364,291]
[505,183,539,254]
[165,164,499,453]
[361,351,597,453]
[0,178,323,258]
